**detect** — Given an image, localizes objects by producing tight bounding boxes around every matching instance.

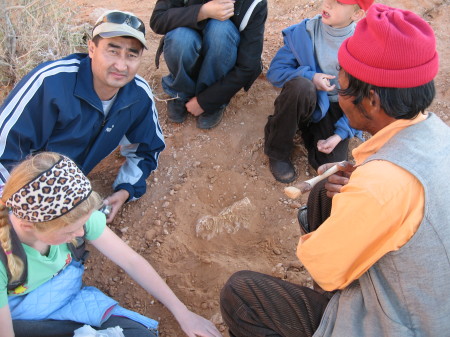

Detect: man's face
[88,36,143,100]
[337,69,369,131]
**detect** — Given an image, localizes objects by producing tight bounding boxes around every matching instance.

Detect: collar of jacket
[73,55,141,113]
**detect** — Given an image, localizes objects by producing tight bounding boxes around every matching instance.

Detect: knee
[220,270,257,301]
[164,27,202,55]
[284,77,316,96]
[203,19,240,49]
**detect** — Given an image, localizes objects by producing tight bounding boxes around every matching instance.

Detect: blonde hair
[0,152,102,282]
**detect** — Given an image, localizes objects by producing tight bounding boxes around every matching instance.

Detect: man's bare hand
[318,161,355,198]
[186,97,204,116]
[103,189,129,223]
[198,0,235,22]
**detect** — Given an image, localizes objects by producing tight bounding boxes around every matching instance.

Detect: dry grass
[0,0,90,99]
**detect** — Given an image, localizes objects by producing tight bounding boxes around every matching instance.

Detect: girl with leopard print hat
[0,152,222,337]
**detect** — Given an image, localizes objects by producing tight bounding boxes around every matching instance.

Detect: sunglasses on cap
[93,11,145,35]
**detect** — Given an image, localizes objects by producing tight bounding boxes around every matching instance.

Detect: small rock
[145,229,157,242]
[210,312,224,325]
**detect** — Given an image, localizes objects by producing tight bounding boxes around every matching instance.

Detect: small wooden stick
[284,164,340,199]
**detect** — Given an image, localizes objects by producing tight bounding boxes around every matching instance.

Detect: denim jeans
[162,19,240,101]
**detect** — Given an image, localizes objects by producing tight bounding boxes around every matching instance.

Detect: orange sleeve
[297,160,424,291]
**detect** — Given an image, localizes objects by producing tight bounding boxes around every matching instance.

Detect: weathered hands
[318,161,355,198]
[198,0,235,22]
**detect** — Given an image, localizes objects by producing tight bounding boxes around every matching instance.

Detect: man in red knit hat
[220,4,450,337]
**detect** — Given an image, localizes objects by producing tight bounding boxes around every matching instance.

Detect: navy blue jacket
[0,53,165,200]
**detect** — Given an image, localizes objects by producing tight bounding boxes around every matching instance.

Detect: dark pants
[264,77,349,170]
[220,182,334,337]
[220,271,330,337]
[13,315,157,337]
[305,179,333,233]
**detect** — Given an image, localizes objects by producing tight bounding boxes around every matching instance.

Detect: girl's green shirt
[0,211,106,308]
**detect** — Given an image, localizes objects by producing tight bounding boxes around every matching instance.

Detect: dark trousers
[220,271,330,337]
[220,182,334,337]
[305,179,332,233]
[264,77,349,170]
[13,315,157,337]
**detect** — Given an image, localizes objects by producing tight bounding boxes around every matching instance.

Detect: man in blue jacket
[264,0,372,183]
[0,10,165,222]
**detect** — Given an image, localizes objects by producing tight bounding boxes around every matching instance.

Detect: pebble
[145,229,157,242]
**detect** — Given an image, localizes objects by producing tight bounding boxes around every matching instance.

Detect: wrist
[170,302,191,321]
[197,4,210,21]
[115,189,130,203]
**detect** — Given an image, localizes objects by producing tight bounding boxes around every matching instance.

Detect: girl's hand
[177,309,223,337]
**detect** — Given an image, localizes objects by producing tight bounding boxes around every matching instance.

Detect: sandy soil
[62,0,450,335]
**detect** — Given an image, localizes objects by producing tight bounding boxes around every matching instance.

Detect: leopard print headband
[6,156,92,222]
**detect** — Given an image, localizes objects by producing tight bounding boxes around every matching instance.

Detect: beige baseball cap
[92,10,147,49]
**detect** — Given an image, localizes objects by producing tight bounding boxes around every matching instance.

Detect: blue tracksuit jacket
[266,17,362,141]
[0,53,165,200]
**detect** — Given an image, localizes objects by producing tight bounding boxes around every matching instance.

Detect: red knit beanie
[338,0,374,11]
[338,4,439,88]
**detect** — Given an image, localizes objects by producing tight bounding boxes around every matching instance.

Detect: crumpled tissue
[73,324,125,337]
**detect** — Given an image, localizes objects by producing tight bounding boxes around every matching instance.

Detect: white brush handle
[304,164,339,188]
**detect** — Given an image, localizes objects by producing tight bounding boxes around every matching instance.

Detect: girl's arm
[0,305,14,337]
[91,227,222,337]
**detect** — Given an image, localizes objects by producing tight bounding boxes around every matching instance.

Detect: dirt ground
[64,0,450,336]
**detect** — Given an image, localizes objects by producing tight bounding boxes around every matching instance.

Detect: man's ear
[366,89,382,113]
[360,89,381,118]
[351,8,366,23]
[87,40,95,58]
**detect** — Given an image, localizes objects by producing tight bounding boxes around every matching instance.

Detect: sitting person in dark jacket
[150,0,268,129]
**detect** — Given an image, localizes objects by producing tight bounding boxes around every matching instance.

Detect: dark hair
[91,35,102,46]
[338,70,436,120]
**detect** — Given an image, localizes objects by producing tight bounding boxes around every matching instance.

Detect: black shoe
[269,158,296,183]
[167,99,188,123]
[297,205,310,233]
[197,105,226,129]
